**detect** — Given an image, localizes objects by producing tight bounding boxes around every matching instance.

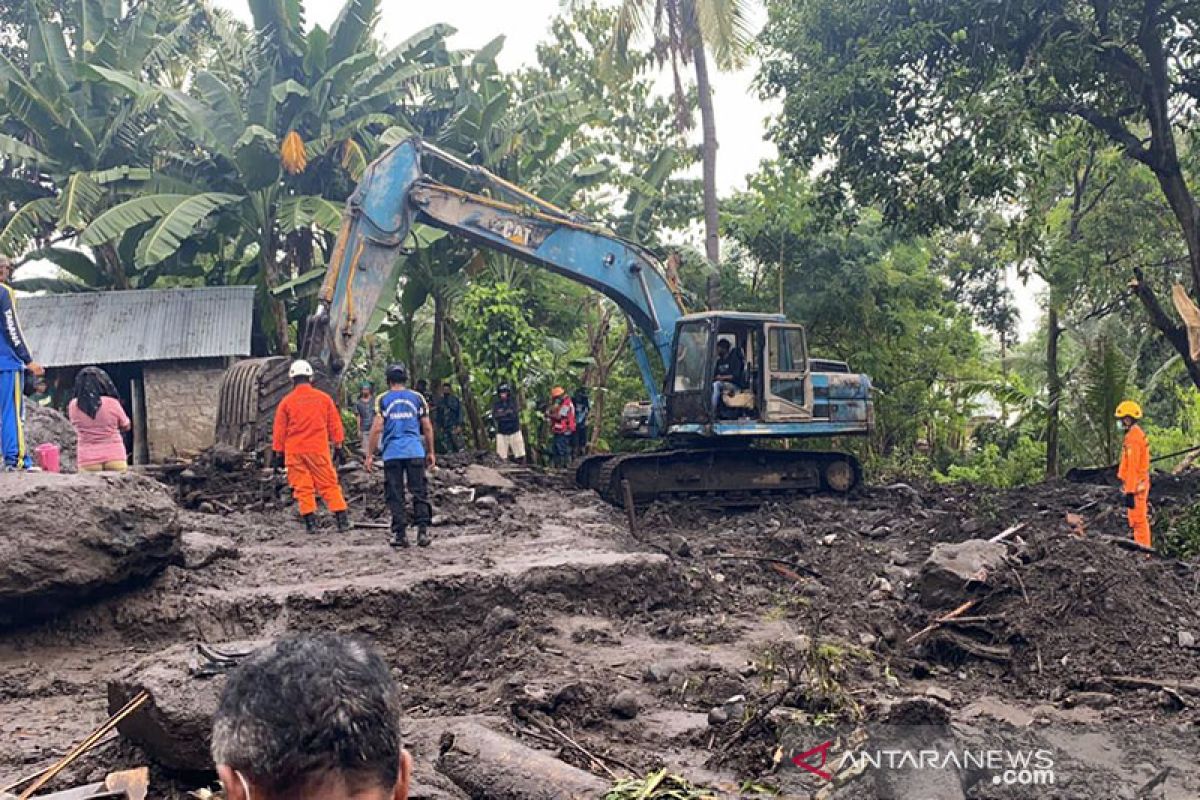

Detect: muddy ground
[1,456,1199,799]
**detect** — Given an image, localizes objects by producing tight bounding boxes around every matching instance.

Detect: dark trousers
[384,458,431,531]
[552,433,572,467]
[572,423,588,457]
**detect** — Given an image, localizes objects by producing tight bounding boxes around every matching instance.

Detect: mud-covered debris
[178,531,239,570]
[483,606,519,635]
[1178,630,1196,648]
[669,534,691,557]
[436,720,608,800]
[108,641,263,772]
[0,472,179,627]
[24,403,77,472]
[918,539,1008,607]
[610,690,641,719]
[461,464,516,494]
[475,495,499,510]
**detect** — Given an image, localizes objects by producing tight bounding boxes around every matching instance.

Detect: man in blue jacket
[366,362,436,548]
[0,257,43,471]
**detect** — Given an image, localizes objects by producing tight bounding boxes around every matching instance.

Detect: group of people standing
[352,377,591,467]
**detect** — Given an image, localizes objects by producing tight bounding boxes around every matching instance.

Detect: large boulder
[24,403,77,472]
[0,471,180,626]
[918,539,1008,608]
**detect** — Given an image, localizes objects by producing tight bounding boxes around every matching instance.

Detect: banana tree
[0,0,212,286]
[73,1,460,353]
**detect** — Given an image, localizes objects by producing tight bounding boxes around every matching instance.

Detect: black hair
[211,634,402,798]
[73,366,120,419]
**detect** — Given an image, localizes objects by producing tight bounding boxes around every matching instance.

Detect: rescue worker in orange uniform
[272,360,351,533]
[1115,400,1151,548]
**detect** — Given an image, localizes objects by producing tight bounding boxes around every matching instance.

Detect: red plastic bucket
[34,443,60,473]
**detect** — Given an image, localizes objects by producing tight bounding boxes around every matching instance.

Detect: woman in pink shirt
[68,367,131,472]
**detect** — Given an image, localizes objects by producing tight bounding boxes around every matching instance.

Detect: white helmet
[289,359,314,379]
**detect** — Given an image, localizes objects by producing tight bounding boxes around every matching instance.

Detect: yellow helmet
[1114,400,1143,420]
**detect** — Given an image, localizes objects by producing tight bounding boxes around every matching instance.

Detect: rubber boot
[390,527,409,548]
[417,525,431,547]
[334,510,350,533]
[302,513,317,534]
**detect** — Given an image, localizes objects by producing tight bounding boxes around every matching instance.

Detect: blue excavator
[215,137,874,504]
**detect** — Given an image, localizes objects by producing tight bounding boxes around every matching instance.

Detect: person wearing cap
[366,363,435,548]
[546,386,576,468]
[353,381,376,456]
[1115,400,1152,548]
[0,255,44,470]
[271,360,350,533]
[492,383,525,463]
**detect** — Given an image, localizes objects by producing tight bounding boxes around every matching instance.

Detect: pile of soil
[1,462,1198,799]
[24,403,77,472]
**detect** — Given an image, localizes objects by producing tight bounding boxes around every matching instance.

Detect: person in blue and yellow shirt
[366,362,435,548]
[0,256,44,471]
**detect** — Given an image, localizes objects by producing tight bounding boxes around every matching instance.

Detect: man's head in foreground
[0,255,12,283]
[211,634,411,800]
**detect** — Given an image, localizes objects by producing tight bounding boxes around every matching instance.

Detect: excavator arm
[216,137,683,453]
[304,138,683,396]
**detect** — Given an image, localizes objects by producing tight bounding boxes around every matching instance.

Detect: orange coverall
[1117,423,1151,548]
[272,383,348,516]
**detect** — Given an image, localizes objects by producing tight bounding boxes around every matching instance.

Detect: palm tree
[611,0,753,308]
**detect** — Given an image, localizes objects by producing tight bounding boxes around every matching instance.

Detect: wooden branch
[1100,674,1200,695]
[906,600,977,645]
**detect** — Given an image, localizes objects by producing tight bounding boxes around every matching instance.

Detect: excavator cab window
[764,324,812,421]
[666,320,716,425]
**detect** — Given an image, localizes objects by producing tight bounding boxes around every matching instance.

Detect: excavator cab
[664,312,814,430]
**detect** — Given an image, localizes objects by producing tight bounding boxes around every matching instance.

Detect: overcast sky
[210,0,778,194]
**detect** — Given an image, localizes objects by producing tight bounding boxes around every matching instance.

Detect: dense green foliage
[2,0,1198,480]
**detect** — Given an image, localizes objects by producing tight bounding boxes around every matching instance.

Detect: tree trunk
[693,43,721,310]
[431,290,446,378]
[445,319,486,450]
[1045,304,1061,479]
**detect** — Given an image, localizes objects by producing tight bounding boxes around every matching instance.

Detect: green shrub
[934,436,1046,488]
[1157,502,1200,560]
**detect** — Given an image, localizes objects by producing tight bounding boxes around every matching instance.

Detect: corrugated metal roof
[17,286,255,368]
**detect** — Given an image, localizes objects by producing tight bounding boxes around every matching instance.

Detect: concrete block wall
[143,359,227,461]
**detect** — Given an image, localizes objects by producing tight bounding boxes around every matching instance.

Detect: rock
[821,534,838,546]
[462,465,516,494]
[610,690,641,719]
[721,694,747,721]
[109,640,265,771]
[1067,691,1115,709]
[707,706,729,726]
[23,403,77,472]
[917,539,1008,608]
[483,606,520,635]
[0,472,180,627]
[858,633,879,648]
[474,495,499,510]
[179,531,239,570]
[643,662,677,683]
[1178,631,1196,648]
[669,534,691,557]
[924,686,955,704]
[197,501,216,515]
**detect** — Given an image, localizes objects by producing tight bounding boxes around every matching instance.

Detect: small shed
[18,286,255,462]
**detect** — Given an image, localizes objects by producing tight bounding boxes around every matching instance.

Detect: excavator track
[579,448,862,507]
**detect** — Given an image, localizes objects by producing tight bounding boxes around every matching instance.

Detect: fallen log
[436,720,608,800]
[1096,675,1200,696]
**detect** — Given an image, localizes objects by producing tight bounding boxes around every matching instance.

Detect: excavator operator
[711,338,746,415]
